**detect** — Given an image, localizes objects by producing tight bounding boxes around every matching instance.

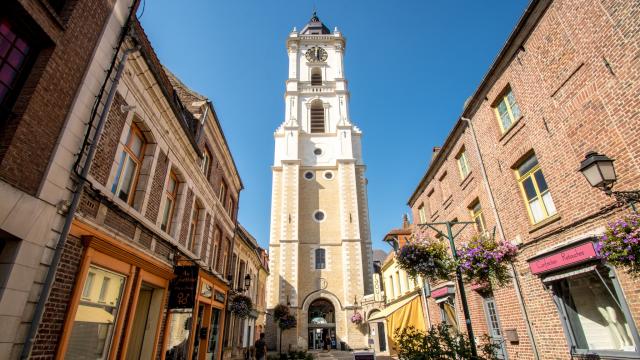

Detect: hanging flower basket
[457,235,518,287]
[278,313,297,330]
[229,294,253,319]
[350,312,363,324]
[596,213,640,274]
[397,236,456,281]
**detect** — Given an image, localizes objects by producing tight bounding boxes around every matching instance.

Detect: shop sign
[214,290,226,304]
[200,283,213,298]
[168,266,198,309]
[529,242,598,275]
[431,285,453,299]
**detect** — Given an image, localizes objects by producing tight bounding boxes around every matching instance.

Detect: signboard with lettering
[214,290,226,304]
[431,286,453,299]
[168,266,199,309]
[528,242,598,275]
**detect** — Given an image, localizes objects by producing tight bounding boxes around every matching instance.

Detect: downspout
[460,117,540,360]
[20,44,139,359]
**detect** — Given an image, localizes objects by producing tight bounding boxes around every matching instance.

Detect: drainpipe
[20,45,139,359]
[460,117,540,360]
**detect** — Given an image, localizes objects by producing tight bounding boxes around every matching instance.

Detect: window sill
[459,172,474,190]
[499,115,525,145]
[528,214,561,233]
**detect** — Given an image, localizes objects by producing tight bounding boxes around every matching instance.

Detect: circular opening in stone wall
[304,171,314,180]
[314,148,323,155]
[313,210,326,222]
[324,171,334,180]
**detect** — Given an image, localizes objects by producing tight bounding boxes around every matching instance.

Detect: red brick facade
[408,0,640,359]
[0,0,114,195]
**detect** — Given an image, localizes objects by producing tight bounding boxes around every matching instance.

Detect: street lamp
[417,220,479,359]
[579,151,640,210]
[244,274,251,291]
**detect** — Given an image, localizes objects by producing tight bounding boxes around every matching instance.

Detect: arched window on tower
[310,100,325,133]
[311,68,322,86]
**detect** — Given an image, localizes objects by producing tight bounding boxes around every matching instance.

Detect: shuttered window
[310,101,325,133]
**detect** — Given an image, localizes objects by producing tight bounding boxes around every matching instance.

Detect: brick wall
[408,0,640,359]
[90,92,129,187]
[0,0,113,195]
[179,188,194,247]
[30,234,84,359]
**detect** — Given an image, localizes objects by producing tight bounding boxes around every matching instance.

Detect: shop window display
[165,309,194,360]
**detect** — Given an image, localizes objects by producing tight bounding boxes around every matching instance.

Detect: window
[516,154,557,224]
[160,171,178,233]
[210,228,220,270]
[439,297,459,331]
[456,149,470,179]
[418,204,426,224]
[310,100,325,133]
[202,147,212,178]
[313,210,325,222]
[219,181,227,202]
[187,203,200,252]
[388,276,395,299]
[227,197,234,217]
[551,266,639,356]
[470,200,486,233]
[111,124,145,204]
[439,172,449,202]
[65,266,126,359]
[427,189,436,215]
[0,18,34,122]
[395,271,402,295]
[315,248,326,269]
[494,86,521,132]
[311,68,322,86]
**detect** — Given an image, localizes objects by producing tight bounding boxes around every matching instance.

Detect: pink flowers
[597,213,640,274]
[457,235,518,287]
[397,237,455,281]
[351,312,363,324]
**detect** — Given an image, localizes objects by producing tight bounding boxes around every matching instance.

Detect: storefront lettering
[168,265,199,309]
[529,242,597,275]
[431,287,450,299]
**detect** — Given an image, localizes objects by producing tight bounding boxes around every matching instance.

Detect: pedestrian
[255,333,267,360]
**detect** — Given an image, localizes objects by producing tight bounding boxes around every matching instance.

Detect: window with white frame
[418,204,426,224]
[111,124,146,204]
[456,149,470,179]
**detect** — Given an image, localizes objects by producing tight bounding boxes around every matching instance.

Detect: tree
[273,304,297,355]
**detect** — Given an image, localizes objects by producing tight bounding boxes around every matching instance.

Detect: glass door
[192,304,205,360]
[483,295,508,359]
[206,309,221,360]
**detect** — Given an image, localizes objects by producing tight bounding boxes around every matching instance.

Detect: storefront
[431,285,458,331]
[368,292,426,354]
[163,262,228,360]
[528,238,640,359]
[57,220,174,359]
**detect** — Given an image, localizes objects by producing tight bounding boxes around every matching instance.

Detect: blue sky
[139,0,529,251]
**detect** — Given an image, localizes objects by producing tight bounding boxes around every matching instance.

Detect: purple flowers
[230,294,253,319]
[598,213,640,274]
[457,235,518,287]
[396,237,455,281]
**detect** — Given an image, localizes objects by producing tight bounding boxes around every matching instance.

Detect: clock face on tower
[305,46,328,62]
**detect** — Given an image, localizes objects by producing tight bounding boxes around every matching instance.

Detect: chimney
[431,146,441,162]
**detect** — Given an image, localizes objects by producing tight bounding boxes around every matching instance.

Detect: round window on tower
[304,171,315,180]
[314,148,323,156]
[323,171,334,180]
[313,210,326,223]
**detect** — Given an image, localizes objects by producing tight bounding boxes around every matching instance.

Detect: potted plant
[273,303,297,355]
[350,312,363,325]
[457,234,518,287]
[397,233,456,281]
[229,294,253,319]
[597,213,640,274]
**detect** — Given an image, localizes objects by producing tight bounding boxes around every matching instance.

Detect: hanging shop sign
[528,241,598,275]
[214,290,226,304]
[430,285,455,299]
[168,265,199,309]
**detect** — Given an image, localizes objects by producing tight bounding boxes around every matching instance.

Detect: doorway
[307,299,337,350]
[125,283,164,359]
[483,295,508,359]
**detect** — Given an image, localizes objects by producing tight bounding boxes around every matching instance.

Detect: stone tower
[266,12,374,351]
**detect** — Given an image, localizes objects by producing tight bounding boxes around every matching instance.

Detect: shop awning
[368,294,418,321]
[74,305,115,324]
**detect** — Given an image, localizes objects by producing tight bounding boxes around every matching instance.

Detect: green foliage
[274,304,290,321]
[278,313,297,330]
[396,238,455,281]
[394,324,500,360]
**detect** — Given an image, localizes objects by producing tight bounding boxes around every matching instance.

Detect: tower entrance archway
[307,299,337,350]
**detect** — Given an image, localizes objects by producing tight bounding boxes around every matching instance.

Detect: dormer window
[311,68,322,86]
[310,100,325,133]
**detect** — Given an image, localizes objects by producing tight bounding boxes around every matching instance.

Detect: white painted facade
[267,15,374,351]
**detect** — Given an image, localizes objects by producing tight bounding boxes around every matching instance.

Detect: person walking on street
[255,333,267,360]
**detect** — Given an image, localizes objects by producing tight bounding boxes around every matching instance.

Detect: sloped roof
[300,10,331,35]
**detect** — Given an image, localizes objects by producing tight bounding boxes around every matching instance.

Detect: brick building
[0,0,138,358]
[407,0,640,359]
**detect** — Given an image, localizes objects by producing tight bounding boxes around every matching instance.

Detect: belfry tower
[266,12,374,351]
